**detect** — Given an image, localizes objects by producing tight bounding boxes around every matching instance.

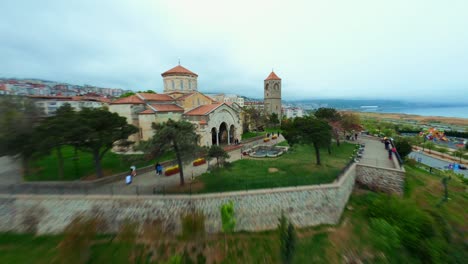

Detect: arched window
[180,80,184,90]
[274,83,279,90]
[265,83,269,91]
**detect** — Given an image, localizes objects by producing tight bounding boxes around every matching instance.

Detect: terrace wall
[0,164,357,234]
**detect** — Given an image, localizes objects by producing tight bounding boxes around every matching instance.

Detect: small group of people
[383,137,396,160]
[155,162,163,176]
[125,165,137,185]
[346,133,359,141]
[233,138,240,145]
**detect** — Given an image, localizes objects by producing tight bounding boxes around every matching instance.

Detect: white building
[29,95,110,116]
[282,107,304,119]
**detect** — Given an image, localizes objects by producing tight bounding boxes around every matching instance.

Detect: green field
[174,142,356,193]
[26,146,175,181]
[2,164,466,263]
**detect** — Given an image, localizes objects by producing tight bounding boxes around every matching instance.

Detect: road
[409,151,468,178]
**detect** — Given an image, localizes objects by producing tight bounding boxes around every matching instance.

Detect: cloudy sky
[1,0,467,102]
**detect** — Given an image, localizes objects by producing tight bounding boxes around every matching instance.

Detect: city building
[282,106,304,119]
[28,95,110,116]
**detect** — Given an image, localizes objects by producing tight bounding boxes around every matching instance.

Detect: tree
[437,147,449,158]
[243,107,266,132]
[453,148,466,163]
[394,138,413,159]
[207,145,230,167]
[314,107,341,121]
[281,116,332,165]
[423,141,435,154]
[119,92,135,98]
[278,213,296,264]
[314,108,342,146]
[75,108,138,178]
[0,96,42,175]
[141,119,200,186]
[269,113,280,128]
[220,201,236,253]
[341,112,362,136]
[35,104,78,179]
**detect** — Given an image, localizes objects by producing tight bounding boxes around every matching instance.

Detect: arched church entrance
[211,127,217,146]
[229,125,235,144]
[219,122,228,145]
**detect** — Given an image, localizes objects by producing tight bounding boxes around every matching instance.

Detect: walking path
[357,136,397,169]
[0,156,22,184]
[102,135,286,189]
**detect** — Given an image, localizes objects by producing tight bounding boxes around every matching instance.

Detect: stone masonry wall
[356,164,405,195]
[0,164,357,234]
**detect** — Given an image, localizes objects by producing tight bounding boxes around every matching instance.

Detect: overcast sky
[1,0,467,102]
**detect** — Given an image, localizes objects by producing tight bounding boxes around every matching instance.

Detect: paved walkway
[105,135,286,189]
[357,136,397,169]
[0,156,22,184]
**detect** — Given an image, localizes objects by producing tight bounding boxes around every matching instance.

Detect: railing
[389,138,404,167]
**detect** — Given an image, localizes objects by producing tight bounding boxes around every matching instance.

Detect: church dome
[161,65,198,77]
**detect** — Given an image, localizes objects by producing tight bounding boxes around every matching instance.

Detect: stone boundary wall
[355,163,405,195]
[0,164,357,234]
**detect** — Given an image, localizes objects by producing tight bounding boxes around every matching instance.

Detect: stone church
[109,64,242,147]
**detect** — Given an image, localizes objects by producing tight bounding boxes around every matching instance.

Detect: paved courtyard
[357,136,397,169]
[101,135,286,189]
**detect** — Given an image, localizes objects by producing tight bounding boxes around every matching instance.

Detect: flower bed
[263,138,270,142]
[272,135,278,139]
[165,165,180,176]
[193,158,206,166]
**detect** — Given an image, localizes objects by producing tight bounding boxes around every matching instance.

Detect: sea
[357,106,468,119]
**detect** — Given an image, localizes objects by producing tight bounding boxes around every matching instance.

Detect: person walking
[126,170,133,185]
[130,165,136,177]
[388,148,393,160]
[156,163,163,176]
[155,163,160,176]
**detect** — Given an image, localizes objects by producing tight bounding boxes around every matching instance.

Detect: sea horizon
[355,106,468,119]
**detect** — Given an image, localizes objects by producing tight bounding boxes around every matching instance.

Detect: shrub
[278,213,296,264]
[192,158,206,166]
[181,211,205,241]
[369,218,400,253]
[394,138,412,159]
[165,165,180,176]
[220,201,236,233]
[57,216,98,264]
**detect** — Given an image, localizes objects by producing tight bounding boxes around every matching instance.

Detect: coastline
[346,111,468,127]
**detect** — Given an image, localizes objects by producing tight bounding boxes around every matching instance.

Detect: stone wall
[356,164,405,195]
[0,164,357,234]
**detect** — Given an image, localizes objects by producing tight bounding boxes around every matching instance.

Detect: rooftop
[161,65,198,77]
[184,103,223,116]
[265,71,281,81]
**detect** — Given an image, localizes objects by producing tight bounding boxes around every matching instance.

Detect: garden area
[1,164,466,263]
[168,142,356,194]
[241,128,282,141]
[25,146,175,181]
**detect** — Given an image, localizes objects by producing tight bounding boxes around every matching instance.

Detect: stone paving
[0,156,21,184]
[357,136,397,169]
[105,135,286,189]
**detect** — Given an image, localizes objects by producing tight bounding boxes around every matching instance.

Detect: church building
[109,64,242,147]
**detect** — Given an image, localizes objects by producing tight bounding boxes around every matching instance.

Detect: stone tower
[264,71,282,118]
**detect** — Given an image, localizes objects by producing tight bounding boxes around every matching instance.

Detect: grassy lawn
[177,142,356,193]
[1,164,466,263]
[25,146,175,181]
[241,128,281,140]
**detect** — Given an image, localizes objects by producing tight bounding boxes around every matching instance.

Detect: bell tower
[264,71,282,118]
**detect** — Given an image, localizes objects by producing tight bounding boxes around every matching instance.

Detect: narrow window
[180,80,184,90]
[171,80,175,89]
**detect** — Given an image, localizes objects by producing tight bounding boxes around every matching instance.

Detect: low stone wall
[0,163,357,234]
[356,164,405,195]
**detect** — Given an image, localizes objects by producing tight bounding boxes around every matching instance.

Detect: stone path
[0,156,22,184]
[106,135,285,189]
[357,136,397,169]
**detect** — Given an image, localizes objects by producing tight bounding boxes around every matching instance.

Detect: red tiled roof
[199,120,207,125]
[184,103,223,116]
[175,92,196,101]
[265,71,281,81]
[139,109,155,115]
[150,104,184,112]
[138,93,174,101]
[161,65,198,77]
[110,95,145,104]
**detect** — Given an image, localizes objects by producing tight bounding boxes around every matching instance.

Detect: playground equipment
[419,128,448,142]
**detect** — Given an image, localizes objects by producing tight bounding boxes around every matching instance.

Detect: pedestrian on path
[388,149,393,160]
[126,170,132,185]
[156,163,163,176]
[130,165,136,177]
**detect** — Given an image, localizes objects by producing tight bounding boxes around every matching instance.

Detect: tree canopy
[281,116,332,165]
[314,107,341,122]
[141,119,200,185]
[207,145,230,167]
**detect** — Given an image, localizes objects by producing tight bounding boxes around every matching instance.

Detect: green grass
[241,128,282,140]
[1,164,466,263]
[184,143,356,193]
[25,146,176,181]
